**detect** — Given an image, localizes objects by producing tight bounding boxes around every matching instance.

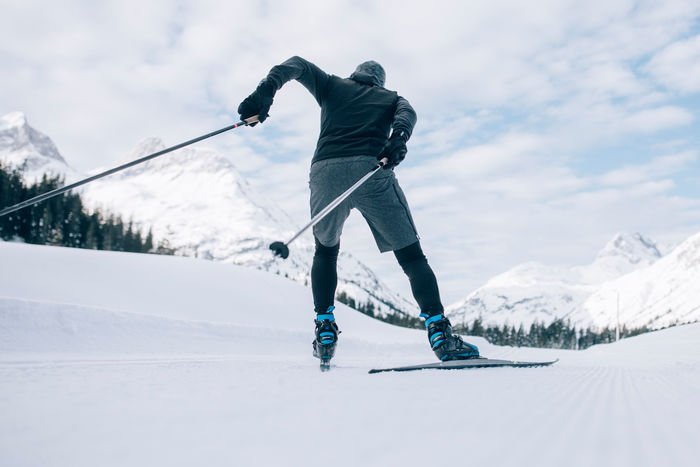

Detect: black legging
[311,238,340,314]
[393,241,444,318]
[311,239,444,317]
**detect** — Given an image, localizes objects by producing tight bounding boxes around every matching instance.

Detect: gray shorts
[309,156,420,252]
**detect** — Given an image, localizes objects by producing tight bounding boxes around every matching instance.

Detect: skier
[237,56,479,365]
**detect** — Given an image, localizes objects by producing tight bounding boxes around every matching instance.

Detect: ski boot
[312,307,340,371]
[424,314,480,361]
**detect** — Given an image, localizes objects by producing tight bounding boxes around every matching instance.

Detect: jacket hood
[349,60,385,87]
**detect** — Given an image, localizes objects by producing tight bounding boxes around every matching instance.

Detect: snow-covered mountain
[572,231,700,330]
[446,232,668,329]
[0,111,418,319]
[0,111,79,182]
[582,231,662,281]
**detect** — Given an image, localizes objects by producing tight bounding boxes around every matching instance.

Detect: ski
[368,357,558,374]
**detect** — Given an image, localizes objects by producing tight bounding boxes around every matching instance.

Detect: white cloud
[646,34,700,94]
[412,114,486,156]
[620,106,694,132]
[597,150,698,186]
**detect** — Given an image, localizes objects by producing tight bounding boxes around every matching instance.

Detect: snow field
[1,242,699,467]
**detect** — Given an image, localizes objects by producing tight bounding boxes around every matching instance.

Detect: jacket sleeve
[264,56,330,105]
[393,96,417,140]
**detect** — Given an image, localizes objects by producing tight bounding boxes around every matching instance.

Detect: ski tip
[507,357,559,367]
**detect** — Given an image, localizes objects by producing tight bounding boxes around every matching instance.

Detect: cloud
[646,34,700,94]
[620,106,694,132]
[413,113,487,156]
[408,131,549,184]
[597,150,698,186]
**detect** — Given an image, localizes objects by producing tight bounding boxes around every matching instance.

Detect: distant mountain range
[2,111,698,332]
[573,231,700,330]
[446,231,699,331]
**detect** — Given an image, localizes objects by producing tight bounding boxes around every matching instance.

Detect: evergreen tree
[516,324,526,347]
[142,229,154,253]
[471,317,484,336]
[0,164,171,257]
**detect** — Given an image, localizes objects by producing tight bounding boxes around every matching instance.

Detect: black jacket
[263,56,417,164]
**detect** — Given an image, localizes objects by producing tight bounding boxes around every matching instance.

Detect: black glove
[237,80,275,126]
[378,130,408,169]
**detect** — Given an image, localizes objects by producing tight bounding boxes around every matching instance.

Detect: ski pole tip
[269,241,289,259]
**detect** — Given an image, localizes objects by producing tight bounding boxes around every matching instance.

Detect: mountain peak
[596,232,661,265]
[129,137,167,160]
[118,136,238,176]
[0,111,29,130]
[446,231,666,329]
[0,111,67,168]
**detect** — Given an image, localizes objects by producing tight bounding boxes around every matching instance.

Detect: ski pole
[269,157,389,259]
[0,116,260,218]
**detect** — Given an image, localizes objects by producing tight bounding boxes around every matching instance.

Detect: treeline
[0,163,172,254]
[337,285,651,350]
[452,318,650,350]
[336,290,423,328]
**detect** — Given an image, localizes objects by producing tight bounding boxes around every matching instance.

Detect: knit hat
[349,60,386,87]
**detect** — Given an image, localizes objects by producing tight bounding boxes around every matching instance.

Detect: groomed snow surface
[1,242,698,467]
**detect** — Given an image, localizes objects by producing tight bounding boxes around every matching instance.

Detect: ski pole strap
[0,118,257,218]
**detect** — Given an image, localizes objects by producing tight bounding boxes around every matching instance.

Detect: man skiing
[237,56,479,365]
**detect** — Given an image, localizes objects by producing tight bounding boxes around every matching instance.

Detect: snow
[0,111,28,130]
[592,232,662,268]
[1,241,699,467]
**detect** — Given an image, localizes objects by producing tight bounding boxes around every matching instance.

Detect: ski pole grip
[244,115,260,125]
[378,157,389,167]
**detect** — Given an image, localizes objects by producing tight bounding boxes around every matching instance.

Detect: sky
[2,0,700,303]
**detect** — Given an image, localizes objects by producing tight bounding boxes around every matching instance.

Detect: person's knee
[394,241,425,270]
[314,237,340,259]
